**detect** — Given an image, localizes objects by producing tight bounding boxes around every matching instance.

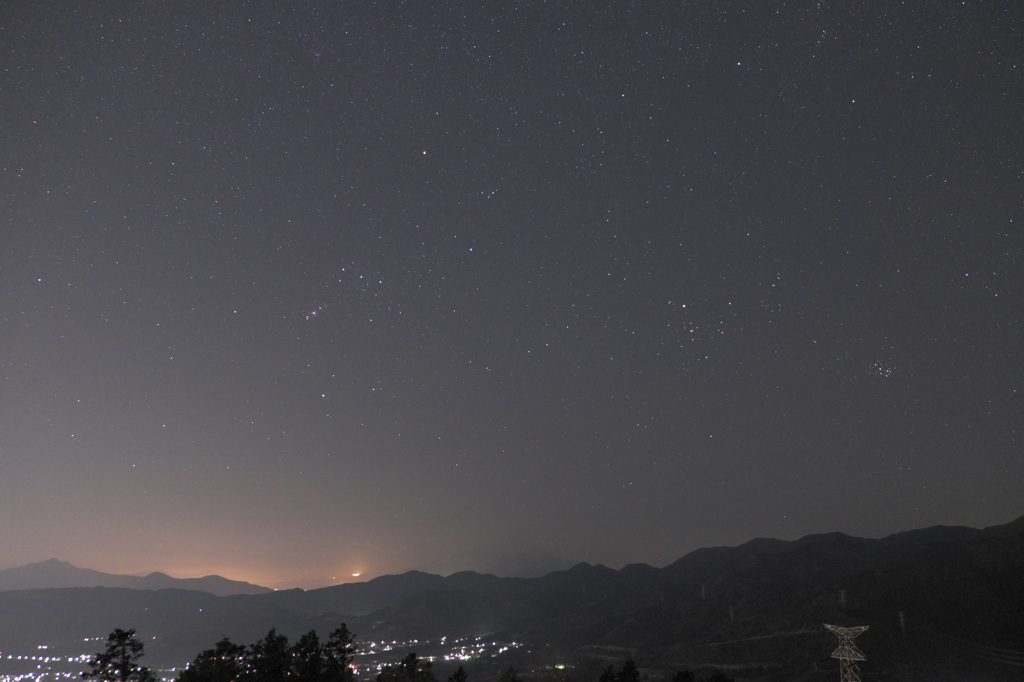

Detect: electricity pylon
[824,623,868,682]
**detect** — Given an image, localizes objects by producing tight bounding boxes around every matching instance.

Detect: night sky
[2,1,1021,590]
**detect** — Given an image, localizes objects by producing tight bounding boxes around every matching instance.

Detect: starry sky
[1,1,1021,590]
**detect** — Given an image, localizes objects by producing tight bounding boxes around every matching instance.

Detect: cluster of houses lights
[0,636,523,682]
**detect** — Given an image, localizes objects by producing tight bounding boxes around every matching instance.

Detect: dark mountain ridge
[1,517,1021,680]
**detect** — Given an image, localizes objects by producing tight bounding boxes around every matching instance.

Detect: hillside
[1,517,1021,680]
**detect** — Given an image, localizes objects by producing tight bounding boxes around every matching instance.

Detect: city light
[0,634,524,682]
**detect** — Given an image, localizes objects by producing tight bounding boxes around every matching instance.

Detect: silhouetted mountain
[1,517,1022,681]
[0,559,272,596]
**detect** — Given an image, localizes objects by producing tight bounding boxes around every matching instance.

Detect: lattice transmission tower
[824,623,869,682]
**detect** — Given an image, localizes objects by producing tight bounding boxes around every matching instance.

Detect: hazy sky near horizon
[2,1,1021,590]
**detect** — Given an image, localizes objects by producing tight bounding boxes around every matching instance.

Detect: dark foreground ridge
[1,516,1022,681]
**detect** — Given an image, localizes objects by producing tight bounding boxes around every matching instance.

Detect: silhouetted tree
[83,628,157,682]
[323,623,357,682]
[446,665,468,682]
[180,623,359,682]
[292,631,325,682]
[243,629,291,682]
[376,653,437,682]
[617,661,638,682]
[496,667,521,682]
[598,661,638,682]
[177,638,245,682]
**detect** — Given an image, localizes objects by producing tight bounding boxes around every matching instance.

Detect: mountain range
[1,516,1022,681]
[0,558,272,596]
